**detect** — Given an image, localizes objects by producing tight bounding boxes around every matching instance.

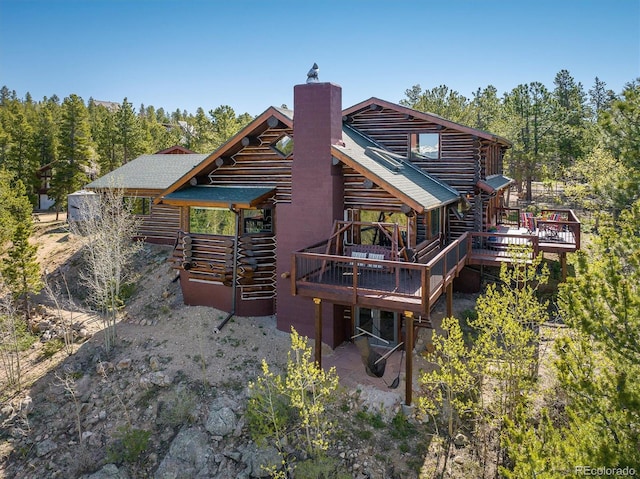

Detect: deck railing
[494,207,521,227]
[468,231,539,264]
[494,207,581,251]
[292,233,469,314]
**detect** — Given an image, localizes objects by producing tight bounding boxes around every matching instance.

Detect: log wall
[170,231,276,300]
[202,129,294,204]
[346,106,502,237]
[137,204,182,244]
[343,165,404,211]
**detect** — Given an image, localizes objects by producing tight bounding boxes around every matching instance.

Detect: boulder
[154,427,211,479]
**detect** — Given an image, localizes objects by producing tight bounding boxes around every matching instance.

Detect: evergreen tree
[470,85,504,133]
[400,84,473,124]
[588,76,615,121]
[503,203,640,473]
[209,105,252,148]
[0,174,41,322]
[51,94,93,216]
[503,83,554,200]
[89,100,119,174]
[116,97,146,164]
[550,70,591,178]
[599,79,640,213]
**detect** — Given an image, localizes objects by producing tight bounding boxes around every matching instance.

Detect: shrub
[107,426,151,464]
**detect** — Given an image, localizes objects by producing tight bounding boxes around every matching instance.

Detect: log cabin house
[86,70,581,404]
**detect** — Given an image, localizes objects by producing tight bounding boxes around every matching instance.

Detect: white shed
[67,190,100,222]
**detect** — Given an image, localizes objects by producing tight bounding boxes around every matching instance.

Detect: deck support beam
[404,311,414,406]
[314,298,322,368]
[560,253,567,282]
[446,282,453,318]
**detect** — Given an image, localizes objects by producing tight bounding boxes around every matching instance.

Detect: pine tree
[0,174,41,322]
[116,98,145,164]
[50,94,93,216]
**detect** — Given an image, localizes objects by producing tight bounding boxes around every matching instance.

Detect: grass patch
[40,338,65,359]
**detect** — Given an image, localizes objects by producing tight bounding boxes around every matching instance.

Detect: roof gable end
[343,97,511,147]
[156,106,294,202]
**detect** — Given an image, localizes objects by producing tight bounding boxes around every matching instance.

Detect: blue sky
[1,0,638,116]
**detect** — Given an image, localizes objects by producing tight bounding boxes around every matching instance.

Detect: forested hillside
[0,69,637,221]
[0,88,252,212]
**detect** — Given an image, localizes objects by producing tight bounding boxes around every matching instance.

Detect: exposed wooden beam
[314,298,322,368]
[267,116,280,128]
[241,136,261,147]
[404,311,414,406]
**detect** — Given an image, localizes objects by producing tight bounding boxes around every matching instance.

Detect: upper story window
[409,133,440,160]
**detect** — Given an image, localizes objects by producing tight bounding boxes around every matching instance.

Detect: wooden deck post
[446,281,453,318]
[404,311,414,406]
[560,253,567,282]
[314,298,322,368]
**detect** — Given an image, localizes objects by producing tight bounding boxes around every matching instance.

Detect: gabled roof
[157,106,293,202]
[332,125,461,213]
[155,145,198,154]
[343,97,511,148]
[85,153,208,191]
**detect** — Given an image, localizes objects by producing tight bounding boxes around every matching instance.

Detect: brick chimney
[275,70,345,347]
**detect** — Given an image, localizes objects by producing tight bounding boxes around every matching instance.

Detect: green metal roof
[163,186,275,207]
[85,154,209,190]
[484,174,514,191]
[333,125,461,212]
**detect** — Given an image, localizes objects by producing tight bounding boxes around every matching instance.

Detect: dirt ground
[0,212,492,479]
[21,212,479,405]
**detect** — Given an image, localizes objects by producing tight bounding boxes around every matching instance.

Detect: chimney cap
[306,63,319,83]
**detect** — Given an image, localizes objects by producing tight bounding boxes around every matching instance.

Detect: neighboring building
[36,162,55,211]
[85,146,208,243]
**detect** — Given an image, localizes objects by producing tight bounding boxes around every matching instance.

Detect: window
[410,133,440,160]
[272,134,294,157]
[429,208,440,239]
[190,207,236,235]
[243,209,273,234]
[417,208,441,243]
[127,197,151,215]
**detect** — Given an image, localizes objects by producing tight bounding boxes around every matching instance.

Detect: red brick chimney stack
[275,66,345,346]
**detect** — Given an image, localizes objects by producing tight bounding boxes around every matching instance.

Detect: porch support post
[313,298,322,368]
[404,311,414,406]
[560,253,567,282]
[446,282,453,318]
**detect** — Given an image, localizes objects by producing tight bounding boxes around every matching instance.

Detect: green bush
[107,426,150,464]
[0,316,37,352]
[158,389,198,427]
[295,456,351,479]
[41,338,64,358]
[390,412,417,440]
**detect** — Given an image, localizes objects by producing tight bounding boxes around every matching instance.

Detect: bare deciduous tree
[69,186,142,352]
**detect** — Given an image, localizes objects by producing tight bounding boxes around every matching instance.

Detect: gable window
[409,133,440,160]
[271,134,294,157]
[126,197,151,215]
[190,207,236,236]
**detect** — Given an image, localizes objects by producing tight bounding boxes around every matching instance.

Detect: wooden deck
[293,209,580,315]
[293,233,468,315]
